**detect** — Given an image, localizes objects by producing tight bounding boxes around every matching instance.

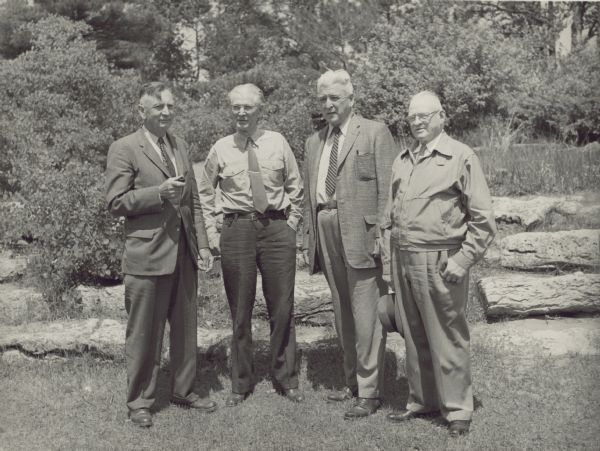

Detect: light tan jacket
[383,132,496,270]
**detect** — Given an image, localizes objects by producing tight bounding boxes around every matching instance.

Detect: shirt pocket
[355,152,376,181]
[220,162,248,192]
[259,159,285,186]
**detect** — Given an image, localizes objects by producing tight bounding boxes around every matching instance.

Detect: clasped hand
[439,257,467,284]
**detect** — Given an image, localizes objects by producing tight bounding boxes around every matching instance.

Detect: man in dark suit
[105,82,216,428]
[302,70,397,419]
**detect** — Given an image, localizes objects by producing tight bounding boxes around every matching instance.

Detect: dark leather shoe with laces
[343,398,381,419]
[326,387,357,402]
[386,409,435,423]
[171,395,217,413]
[128,408,152,428]
[283,388,304,403]
[225,392,249,407]
[448,420,470,437]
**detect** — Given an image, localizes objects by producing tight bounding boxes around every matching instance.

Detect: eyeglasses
[406,111,440,124]
[318,94,351,105]
[232,104,258,113]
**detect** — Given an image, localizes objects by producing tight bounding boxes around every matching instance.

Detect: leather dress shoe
[128,408,152,428]
[386,409,433,423]
[171,395,217,413]
[283,388,304,403]
[326,387,357,402]
[343,398,381,419]
[448,420,471,437]
[225,392,248,407]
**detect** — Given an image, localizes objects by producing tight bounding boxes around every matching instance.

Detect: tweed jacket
[303,114,398,273]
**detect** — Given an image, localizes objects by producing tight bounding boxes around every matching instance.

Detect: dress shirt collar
[142,126,167,146]
[327,112,353,140]
[401,131,451,158]
[234,129,265,150]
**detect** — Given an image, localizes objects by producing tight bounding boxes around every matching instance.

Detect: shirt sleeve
[453,153,497,270]
[282,137,304,232]
[197,145,221,245]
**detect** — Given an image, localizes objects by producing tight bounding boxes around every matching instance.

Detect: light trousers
[317,208,387,399]
[392,248,473,421]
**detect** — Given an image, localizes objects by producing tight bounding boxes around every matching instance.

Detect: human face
[139,90,174,137]
[230,89,261,136]
[407,96,445,144]
[317,82,354,127]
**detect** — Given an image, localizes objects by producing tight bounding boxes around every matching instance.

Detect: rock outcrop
[492,195,585,230]
[499,229,599,269]
[478,272,600,318]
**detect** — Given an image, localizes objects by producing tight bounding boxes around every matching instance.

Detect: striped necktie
[325,127,341,198]
[157,136,176,177]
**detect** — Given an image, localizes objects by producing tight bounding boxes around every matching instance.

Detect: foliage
[23,162,123,309]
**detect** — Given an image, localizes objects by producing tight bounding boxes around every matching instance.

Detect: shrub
[22,162,123,309]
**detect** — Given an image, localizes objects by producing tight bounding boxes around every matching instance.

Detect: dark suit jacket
[105,128,209,276]
[303,115,398,273]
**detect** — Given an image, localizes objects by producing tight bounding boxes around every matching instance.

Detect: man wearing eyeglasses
[198,84,304,407]
[383,91,496,437]
[302,70,397,419]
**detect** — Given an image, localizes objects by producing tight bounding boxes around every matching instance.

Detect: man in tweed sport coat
[302,70,398,419]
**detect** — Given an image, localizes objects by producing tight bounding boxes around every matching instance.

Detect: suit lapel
[138,129,171,178]
[337,115,360,172]
[310,128,328,208]
[167,132,188,177]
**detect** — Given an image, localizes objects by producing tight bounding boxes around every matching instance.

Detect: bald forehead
[408,92,442,113]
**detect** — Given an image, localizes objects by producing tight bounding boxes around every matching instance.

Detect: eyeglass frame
[317,94,352,105]
[406,110,441,124]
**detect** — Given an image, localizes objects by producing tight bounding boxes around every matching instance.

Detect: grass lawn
[1,333,599,451]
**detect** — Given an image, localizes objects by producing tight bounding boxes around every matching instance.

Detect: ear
[137,103,145,121]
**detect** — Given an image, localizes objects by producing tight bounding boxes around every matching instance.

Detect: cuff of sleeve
[382,261,390,276]
[287,217,299,231]
[452,251,474,270]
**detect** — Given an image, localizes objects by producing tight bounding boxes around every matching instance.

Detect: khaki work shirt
[383,132,496,270]
[198,129,303,245]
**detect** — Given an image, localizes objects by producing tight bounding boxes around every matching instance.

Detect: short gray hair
[317,70,354,96]
[409,90,443,110]
[228,83,264,105]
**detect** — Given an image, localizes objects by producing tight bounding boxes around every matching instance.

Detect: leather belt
[317,200,338,212]
[223,210,286,221]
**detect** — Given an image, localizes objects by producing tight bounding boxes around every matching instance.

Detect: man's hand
[198,247,214,272]
[302,249,310,266]
[159,176,185,201]
[209,236,220,255]
[440,257,468,284]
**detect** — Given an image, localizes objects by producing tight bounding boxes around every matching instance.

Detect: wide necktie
[246,138,269,213]
[157,136,176,177]
[324,127,341,198]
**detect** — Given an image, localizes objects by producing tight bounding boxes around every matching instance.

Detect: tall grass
[463,116,600,196]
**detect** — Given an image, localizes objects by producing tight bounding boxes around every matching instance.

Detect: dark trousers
[221,215,298,394]
[124,232,198,411]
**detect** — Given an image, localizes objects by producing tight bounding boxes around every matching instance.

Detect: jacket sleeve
[302,138,312,252]
[453,153,497,269]
[105,141,163,217]
[197,145,220,246]
[186,147,210,250]
[374,123,398,229]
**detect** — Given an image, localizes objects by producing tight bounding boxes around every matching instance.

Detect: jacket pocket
[355,153,376,180]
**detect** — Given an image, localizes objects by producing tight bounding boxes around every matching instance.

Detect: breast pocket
[260,159,285,186]
[355,152,376,181]
[220,162,248,192]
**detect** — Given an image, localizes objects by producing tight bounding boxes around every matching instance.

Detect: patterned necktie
[325,127,341,198]
[246,138,269,213]
[157,136,176,177]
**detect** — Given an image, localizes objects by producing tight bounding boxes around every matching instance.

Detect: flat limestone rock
[0,284,45,324]
[471,317,600,357]
[478,272,600,318]
[492,196,584,231]
[499,229,600,269]
[254,271,334,325]
[75,284,126,319]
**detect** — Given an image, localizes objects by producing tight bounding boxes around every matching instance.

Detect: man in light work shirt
[383,91,496,436]
[198,83,304,407]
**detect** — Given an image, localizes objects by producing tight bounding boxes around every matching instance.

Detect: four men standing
[107,80,495,437]
[302,70,397,419]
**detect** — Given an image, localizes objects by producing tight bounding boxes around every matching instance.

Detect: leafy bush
[22,162,123,308]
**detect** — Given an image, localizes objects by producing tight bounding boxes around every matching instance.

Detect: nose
[161,105,171,115]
